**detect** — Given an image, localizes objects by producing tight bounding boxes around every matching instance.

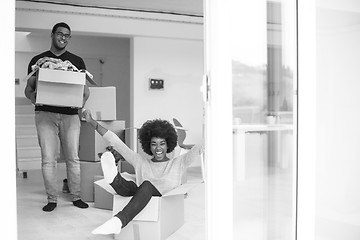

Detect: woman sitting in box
[82,109,203,235]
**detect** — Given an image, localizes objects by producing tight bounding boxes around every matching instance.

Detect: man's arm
[78,56,90,107]
[24,76,37,105]
[82,84,90,107]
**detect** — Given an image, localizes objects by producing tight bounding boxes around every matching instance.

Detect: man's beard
[53,42,66,51]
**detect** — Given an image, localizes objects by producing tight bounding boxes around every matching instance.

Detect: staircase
[15,97,41,171]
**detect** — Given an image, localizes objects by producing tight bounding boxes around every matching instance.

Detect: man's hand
[82,109,93,122]
[24,75,37,105]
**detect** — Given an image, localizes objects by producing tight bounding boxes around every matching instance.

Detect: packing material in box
[83,87,116,120]
[96,173,196,240]
[80,161,103,202]
[36,68,86,108]
[79,120,126,162]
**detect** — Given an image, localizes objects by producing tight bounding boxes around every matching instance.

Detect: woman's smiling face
[150,137,168,161]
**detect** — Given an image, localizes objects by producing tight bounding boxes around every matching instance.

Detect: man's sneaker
[73,199,89,209]
[62,178,70,193]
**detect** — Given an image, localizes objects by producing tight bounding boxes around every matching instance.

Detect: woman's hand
[82,109,93,122]
[82,109,107,136]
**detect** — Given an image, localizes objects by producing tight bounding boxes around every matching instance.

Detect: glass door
[232,1,297,239]
[204,0,298,239]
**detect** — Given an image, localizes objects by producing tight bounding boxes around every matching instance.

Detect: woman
[82,109,202,235]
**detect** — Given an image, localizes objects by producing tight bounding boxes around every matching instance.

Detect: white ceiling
[18,0,360,31]
[18,0,203,16]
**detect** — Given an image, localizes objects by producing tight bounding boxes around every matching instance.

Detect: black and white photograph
[2,0,360,240]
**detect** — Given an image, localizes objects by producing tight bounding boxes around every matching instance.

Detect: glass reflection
[232,1,297,240]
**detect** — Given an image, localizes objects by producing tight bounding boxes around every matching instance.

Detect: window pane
[231,1,297,240]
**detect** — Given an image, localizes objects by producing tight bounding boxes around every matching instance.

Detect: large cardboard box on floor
[94,176,113,210]
[96,173,195,240]
[83,87,116,120]
[80,161,103,202]
[36,68,86,108]
[79,120,126,162]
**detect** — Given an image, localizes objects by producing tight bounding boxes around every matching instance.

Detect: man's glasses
[55,32,71,40]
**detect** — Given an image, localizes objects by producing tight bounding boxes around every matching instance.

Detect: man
[24,22,90,212]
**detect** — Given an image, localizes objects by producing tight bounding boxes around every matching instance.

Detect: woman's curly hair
[138,119,178,156]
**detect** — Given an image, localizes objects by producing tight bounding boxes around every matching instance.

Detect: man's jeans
[35,111,81,203]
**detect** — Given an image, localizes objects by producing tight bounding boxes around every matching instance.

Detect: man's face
[51,26,71,51]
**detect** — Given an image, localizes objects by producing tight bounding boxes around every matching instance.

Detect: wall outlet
[149,79,164,90]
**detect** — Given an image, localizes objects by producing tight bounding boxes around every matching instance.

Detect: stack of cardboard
[78,87,129,202]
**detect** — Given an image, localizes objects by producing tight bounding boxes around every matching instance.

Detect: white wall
[315,6,360,240]
[2,1,16,239]
[133,37,204,144]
